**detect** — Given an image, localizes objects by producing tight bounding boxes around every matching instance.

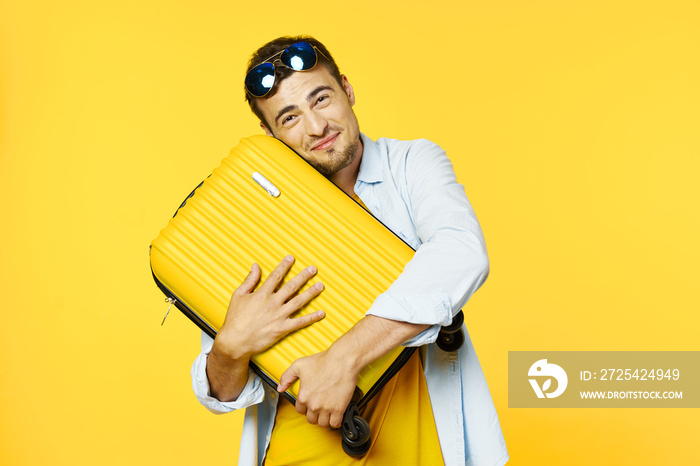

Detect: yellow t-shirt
[264,351,444,465]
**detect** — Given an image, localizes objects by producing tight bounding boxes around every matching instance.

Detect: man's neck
[328,138,364,197]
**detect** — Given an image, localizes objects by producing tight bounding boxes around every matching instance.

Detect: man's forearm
[206,343,252,402]
[327,315,430,374]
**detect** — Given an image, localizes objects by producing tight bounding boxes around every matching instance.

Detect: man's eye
[282,115,296,124]
[317,95,330,105]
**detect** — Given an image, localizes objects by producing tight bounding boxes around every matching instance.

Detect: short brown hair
[244,35,343,128]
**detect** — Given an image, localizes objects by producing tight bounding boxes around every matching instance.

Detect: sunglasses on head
[245,42,327,98]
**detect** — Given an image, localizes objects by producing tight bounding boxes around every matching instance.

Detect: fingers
[233,263,261,296]
[239,256,323,307]
[284,308,325,333]
[277,363,299,393]
[281,280,324,317]
[295,399,307,416]
[316,413,331,428]
[329,412,343,429]
[275,265,318,304]
[297,399,342,427]
[259,255,295,294]
[306,410,319,425]
[300,405,340,427]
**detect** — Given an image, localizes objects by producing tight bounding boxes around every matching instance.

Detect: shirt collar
[356,133,383,184]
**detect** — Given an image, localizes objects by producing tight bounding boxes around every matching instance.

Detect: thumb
[277,362,300,393]
[234,263,261,295]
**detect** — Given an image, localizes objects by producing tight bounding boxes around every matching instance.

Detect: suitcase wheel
[440,310,464,334]
[341,402,371,457]
[341,415,371,457]
[436,328,465,352]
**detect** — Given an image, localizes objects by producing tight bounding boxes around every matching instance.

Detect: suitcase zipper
[161,297,176,326]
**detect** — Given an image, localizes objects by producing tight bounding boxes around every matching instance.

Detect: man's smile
[310,132,340,151]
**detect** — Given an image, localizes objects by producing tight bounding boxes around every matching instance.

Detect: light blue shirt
[191,134,509,466]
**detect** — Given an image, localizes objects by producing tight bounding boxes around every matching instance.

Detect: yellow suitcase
[149,135,463,455]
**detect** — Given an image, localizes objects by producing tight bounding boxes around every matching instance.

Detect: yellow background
[1,0,698,464]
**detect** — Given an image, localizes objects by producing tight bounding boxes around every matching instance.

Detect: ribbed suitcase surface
[150,135,415,401]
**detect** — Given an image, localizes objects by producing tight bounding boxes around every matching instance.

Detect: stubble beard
[303,108,362,177]
[309,136,360,177]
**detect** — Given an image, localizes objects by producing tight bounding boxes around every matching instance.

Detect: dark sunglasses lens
[280,42,317,71]
[245,62,275,97]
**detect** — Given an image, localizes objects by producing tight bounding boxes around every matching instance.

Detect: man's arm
[205,256,326,402]
[366,139,489,339]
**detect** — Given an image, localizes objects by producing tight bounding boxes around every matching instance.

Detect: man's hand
[277,315,431,429]
[215,255,325,359]
[277,347,359,428]
[207,255,325,401]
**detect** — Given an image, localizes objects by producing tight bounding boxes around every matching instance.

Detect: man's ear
[341,75,356,106]
[260,121,273,137]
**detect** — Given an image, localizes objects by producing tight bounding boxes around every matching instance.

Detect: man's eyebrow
[306,85,334,102]
[274,104,298,126]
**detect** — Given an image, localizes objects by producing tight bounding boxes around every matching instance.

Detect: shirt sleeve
[365,140,490,346]
[191,331,266,413]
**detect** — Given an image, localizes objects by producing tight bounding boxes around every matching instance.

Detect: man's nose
[304,111,328,136]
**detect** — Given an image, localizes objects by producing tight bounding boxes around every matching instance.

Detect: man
[191,36,509,465]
